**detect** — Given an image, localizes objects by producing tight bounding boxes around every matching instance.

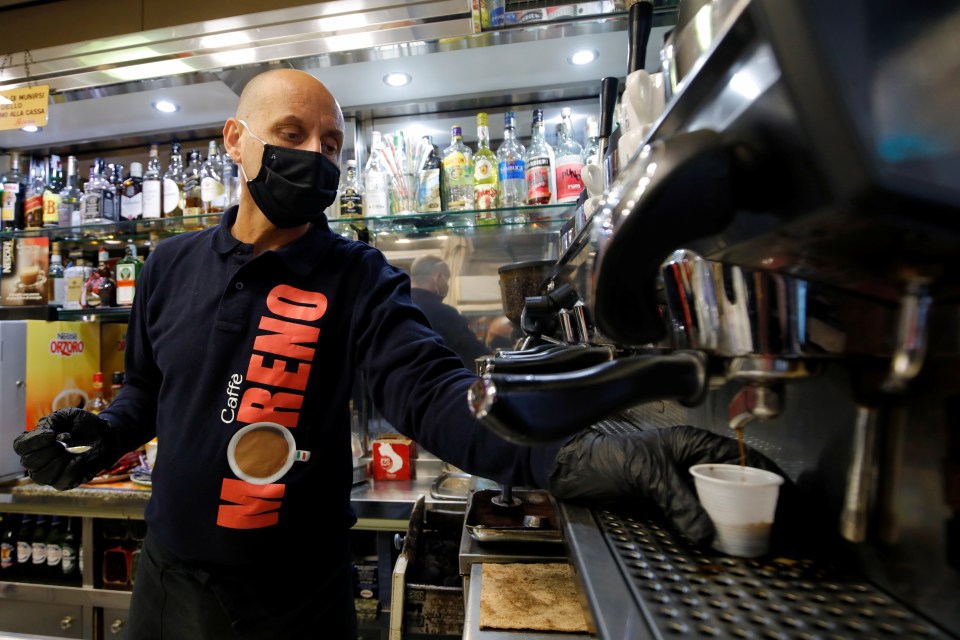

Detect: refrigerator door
[0,320,26,483]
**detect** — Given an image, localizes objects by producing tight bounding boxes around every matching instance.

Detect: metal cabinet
[0,593,85,639]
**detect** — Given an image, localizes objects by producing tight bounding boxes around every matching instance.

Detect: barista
[12,68,786,639]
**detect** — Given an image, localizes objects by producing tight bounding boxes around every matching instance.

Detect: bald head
[236,69,340,124]
[410,255,451,298]
[224,68,345,180]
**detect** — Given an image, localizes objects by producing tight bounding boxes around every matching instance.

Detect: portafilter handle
[468,351,708,445]
[485,345,615,375]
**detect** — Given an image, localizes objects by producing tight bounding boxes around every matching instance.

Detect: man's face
[237,73,346,180]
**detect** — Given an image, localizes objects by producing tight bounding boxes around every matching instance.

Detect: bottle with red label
[80,246,116,308]
[524,109,554,205]
[85,372,110,415]
[23,158,46,230]
[554,107,585,204]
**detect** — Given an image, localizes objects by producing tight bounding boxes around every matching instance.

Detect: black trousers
[126,534,358,639]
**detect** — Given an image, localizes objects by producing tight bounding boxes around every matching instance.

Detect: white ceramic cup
[583,195,603,219]
[581,163,604,197]
[623,70,666,134]
[618,126,652,169]
[227,422,311,485]
[689,463,784,557]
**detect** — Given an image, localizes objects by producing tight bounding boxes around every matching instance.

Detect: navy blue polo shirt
[102,207,561,567]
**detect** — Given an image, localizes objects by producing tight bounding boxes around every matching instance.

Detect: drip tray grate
[594,508,949,639]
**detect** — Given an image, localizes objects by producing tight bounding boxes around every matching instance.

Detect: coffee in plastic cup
[689,463,784,558]
[227,422,310,485]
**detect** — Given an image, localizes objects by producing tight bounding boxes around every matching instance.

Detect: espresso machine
[470,0,960,637]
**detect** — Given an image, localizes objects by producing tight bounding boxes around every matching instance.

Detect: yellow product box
[100,323,127,401]
[25,320,101,431]
[1,237,49,306]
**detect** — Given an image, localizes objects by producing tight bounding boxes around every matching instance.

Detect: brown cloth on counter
[479,562,589,633]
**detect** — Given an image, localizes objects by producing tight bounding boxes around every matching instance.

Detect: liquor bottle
[31,515,49,577]
[200,140,225,225]
[416,136,443,213]
[81,159,113,225]
[442,125,474,212]
[473,112,499,223]
[162,142,185,219]
[109,162,125,195]
[15,513,33,577]
[1,513,17,578]
[582,115,600,166]
[119,162,144,222]
[338,159,363,218]
[57,156,83,229]
[47,243,66,307]
[496,111,527,220]
[2,151,25,231]
[63,251,93,311]
[102,161,119,223]
[60,517,79,580]
[80,247,116,308]
[85,372,109,414]
[115,243,142,307]
[45,516,63,579]
[110,371,125,403]
[142,144,163,220]
[555,107,585,204]
[23,159,46,229]
[182,149,203,229]
[524,109,554,205]
[363,131,390,218]
[42,155,63,227]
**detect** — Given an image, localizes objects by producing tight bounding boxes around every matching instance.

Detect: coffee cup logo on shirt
[227,422,311,485]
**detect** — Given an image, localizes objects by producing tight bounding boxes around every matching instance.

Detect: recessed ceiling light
[21,125,39,133]
[383,72,412,87]
[568,49,599,65]
[152,100,180,113]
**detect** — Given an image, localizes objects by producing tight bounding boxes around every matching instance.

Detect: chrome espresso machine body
[471,0,960,637]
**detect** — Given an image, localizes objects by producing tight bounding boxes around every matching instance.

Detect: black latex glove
[13,408,120,491]
[549,424,790,547]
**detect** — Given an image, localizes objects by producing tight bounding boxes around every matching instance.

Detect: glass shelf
[0,305,132,322]
[0,205,573,244]
[329,203,572,236]
[0,215,215,243]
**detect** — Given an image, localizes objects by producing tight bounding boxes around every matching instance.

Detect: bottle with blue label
[416,136,444,213]
[497,111,528,223]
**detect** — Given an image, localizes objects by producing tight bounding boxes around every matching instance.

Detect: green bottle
[60,517,79,580]
[116,243,143,307]
[46,516,64,579]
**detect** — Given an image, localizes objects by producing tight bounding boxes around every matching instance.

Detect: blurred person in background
[409,254,491,370]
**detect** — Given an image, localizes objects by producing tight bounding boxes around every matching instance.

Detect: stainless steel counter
[0,471,465,526]
[350,475,467,528]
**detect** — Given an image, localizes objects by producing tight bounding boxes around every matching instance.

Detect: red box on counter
[372,434,416,481]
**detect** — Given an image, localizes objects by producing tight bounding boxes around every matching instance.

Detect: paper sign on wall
[0,84,49,131]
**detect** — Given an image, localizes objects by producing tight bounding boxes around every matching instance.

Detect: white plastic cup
[689,463,784,557]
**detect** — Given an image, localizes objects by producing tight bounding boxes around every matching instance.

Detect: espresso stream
[735,427,746,468]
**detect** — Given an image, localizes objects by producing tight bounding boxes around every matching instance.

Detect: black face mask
[238,119,341,228]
